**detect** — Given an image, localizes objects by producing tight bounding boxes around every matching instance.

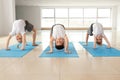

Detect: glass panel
[55,8,68,18]
[84,8,97,18]
[41,19,54,28]
[98,9,111,17]
[98,18,111,27]
[69,8,83,17]
[55,19,68,27]
[84,19,96,27]
[69,19,83,27]
[42,9,54,17]
[41,8,111,28]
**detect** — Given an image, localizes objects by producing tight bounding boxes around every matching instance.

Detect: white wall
[117,5,120,31]
[112,6,118,30]
[0,0,3,36]
[0,0,15,36]
[15,0,120,31]
[16,6,41,29]
[15,0,120,6]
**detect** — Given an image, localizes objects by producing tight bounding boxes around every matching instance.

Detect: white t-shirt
[93,23,105,37]
[52,24,65,39]
[10,19,26,36]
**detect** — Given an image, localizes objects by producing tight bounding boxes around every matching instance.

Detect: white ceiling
[15,0,120,6]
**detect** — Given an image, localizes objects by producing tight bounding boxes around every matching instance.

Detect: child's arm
[21,34,26,50]
[93,35,97,49]
[85,32,89,45]
[64,35,71,53]
[6,35,12,50]
[103,35,111,48]
[47,37,54,53]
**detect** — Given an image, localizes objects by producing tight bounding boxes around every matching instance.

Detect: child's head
[96,35,102,45]
[55,38,64,50]
[16,34,22,43]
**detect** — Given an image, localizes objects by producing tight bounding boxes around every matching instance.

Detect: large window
[41,8,112,28]
[98,9,111,27]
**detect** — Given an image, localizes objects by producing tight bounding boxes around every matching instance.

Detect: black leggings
[87,23,94,36]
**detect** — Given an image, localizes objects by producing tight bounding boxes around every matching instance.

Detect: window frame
[40,7,112,29]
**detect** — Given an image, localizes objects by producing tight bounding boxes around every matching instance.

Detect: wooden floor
[0,30,120,80]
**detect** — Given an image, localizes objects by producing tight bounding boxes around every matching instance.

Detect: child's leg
[50,25,55,37]
[85,25,93,45]
[32,28,38,46]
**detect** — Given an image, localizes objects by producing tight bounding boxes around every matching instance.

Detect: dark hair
[96,40,102,45]
[55,44,64,50]
[25,20,29,24]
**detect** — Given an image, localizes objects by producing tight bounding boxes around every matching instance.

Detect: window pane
[41,8,111,28]
[69,19,83,27]
[42,9,54,17]
[98,18,111,27]
[84,19,96,27]
[98,9,111,17]
[55,19,68,27]
[55,8,68,18]
[69,9,83,17]
[84,8,97,18]
[41,19,54,28]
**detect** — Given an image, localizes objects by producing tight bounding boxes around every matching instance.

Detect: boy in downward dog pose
[85,22,111,48]
[6,19,38,50]
[48,24,70,53]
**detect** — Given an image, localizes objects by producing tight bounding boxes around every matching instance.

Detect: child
[6,19,38,50]
[48,24,70,53]
[85,22,111,48]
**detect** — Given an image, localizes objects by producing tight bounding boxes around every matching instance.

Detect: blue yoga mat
[80,42,120,57]
[40,42,79,58]
[0,42,41,58]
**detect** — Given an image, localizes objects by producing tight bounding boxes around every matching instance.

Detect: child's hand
[46,50,53,54]
[93,47,96,49]
[65,50,71,54]
[20,47,25,50]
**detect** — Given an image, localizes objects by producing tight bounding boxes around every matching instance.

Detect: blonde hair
[16,34,22,43]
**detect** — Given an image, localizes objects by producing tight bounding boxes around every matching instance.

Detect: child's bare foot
[107,45,111,48]
[32,44,38,46]
[6,48,10,50]
[83,43,88,46]
[46,51,53,54]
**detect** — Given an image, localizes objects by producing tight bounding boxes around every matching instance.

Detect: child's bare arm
[21,34,26,50]
[47,37,54,53]
[64,35,68,51]
[103,35,111,48]
[64,35,71,53]
[6,35,12,50]
[93,36,97,48]
[85,32,89,45]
